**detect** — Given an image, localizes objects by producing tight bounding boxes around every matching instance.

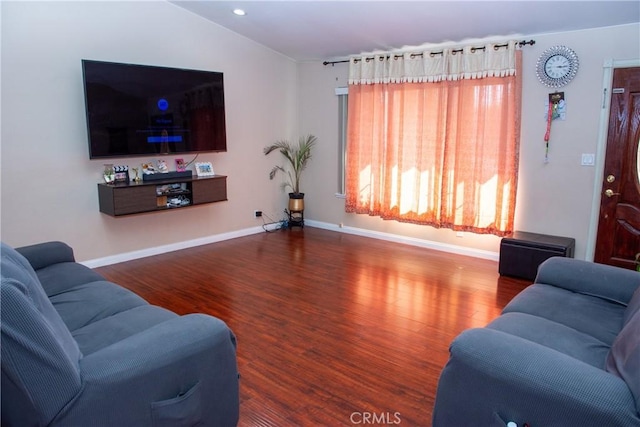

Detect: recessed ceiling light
[233,9,246,16]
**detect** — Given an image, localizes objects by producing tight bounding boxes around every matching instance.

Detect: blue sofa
[1,241,239,426]
[433,257,640,427]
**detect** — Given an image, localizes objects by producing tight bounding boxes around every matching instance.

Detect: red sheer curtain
[345,48,522,236]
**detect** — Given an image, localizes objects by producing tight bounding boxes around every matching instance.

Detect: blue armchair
[433,257,640,427]
[1,241,239,426]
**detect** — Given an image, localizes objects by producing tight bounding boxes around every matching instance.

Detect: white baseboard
[305,220,500,261]
[81,226,267,268]
[82,220,499,268]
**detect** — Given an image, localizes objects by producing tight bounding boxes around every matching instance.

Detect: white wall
[298,23,640,260]
[2,2,638,263]
[1,1,297,261]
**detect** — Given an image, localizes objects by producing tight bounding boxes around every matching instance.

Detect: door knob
[605,189,620,197]
[606,175,616,183]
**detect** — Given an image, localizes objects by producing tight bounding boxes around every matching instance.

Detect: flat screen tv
[82,60,227,159]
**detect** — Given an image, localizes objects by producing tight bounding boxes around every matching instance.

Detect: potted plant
[264,134,317,216]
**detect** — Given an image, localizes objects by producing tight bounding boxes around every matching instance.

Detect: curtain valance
[348,40,518,84]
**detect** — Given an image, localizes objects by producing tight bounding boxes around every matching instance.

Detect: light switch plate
[581,153,595,166]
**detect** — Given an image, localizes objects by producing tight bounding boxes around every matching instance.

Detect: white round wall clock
[536,46,579,88]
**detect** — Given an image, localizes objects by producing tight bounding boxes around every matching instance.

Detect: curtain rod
[323,39,535,66]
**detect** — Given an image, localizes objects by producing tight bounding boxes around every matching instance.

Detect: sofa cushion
[606,310,640,410]
[534,257,640,305]
[16,241,75,270]
[487,312,611,369]
[36,261,106,297]
[503,283,625,345]
[72,305,178,355]
[49,280,148,331]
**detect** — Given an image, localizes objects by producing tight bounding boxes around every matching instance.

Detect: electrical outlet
[254,210,262,218]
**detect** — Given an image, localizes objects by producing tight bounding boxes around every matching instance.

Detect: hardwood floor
[95,227,529,426]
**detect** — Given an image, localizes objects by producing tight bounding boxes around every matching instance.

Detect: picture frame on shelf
[175,158,186,172]
[195,162,215,177]
[113,165,129,183]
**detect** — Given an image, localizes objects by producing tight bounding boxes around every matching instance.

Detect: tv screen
[82,60,226,159]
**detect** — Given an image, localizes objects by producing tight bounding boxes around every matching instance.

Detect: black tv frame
[82,59,227,159]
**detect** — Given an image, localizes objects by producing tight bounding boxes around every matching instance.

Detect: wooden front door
[594,67,640,269]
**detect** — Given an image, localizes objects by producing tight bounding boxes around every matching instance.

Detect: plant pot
[288,192,304,212]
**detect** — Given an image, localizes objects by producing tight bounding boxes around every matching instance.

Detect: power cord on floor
[261,212,288,232]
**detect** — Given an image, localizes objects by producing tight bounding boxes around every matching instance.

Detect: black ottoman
[499,231,575,281]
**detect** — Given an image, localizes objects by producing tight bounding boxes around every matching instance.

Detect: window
[344,47,522,236]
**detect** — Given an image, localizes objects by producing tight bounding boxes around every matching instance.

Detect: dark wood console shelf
[98,175,227,217]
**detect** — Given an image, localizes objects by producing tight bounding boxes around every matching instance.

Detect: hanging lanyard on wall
[544,101,553,163]
[544,92,565,163]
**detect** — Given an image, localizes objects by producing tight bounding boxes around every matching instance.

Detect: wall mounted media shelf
[98,175,227,217]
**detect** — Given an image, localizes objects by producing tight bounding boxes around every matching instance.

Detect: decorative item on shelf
[131,167,141,182]
[195,162,215,177]
[157,159,169,173]
[139,159,194,182]
[113,165,129,183]
[103,164,115,184]
[176,158,186,172]
[264,134,317,228]
[142,162,156,175]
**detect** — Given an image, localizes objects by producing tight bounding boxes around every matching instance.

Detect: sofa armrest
[535,257,640,305]
[433,328,640,427]
[54,314,239,426]
[15,241,75,270]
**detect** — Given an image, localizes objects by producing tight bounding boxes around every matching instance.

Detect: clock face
[544,55,571,79]
[536,46,579,88]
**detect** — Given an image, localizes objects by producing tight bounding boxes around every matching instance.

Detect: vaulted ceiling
[170,1,640,62]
